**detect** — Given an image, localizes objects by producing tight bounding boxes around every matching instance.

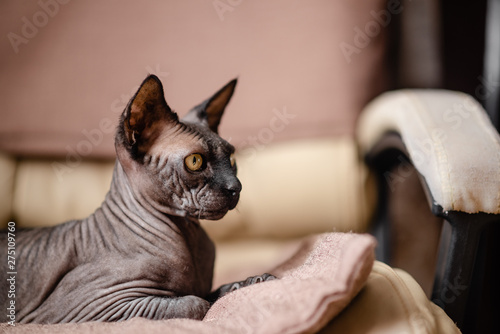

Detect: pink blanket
[1,233,375,334]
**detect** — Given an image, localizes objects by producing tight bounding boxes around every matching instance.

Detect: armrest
[356,89,500,333]
[357,89,500,216]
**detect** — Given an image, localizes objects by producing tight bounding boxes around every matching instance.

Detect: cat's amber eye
[230,154,236,168]
[185,154,204,171]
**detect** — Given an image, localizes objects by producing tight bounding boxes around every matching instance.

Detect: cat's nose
[225,178,241,210]
[225,178,242,197]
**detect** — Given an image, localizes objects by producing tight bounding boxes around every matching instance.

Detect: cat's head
[115,75,241,220]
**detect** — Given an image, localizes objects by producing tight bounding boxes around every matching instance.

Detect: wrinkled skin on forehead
[137,121,241,221]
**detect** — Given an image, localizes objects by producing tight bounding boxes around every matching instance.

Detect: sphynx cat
[0,75,274,323]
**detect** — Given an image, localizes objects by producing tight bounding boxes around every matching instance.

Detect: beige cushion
[12,159,114,227]
[358,90,500,214]
[0,0,387,157]
[0,153,16,228]
[213,238,304,288]
[203,137,375,240]
[11,138,374,240]
[322,261,461,333]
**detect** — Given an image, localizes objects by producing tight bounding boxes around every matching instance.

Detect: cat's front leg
[207,273,276,303]
[95,295,210,321]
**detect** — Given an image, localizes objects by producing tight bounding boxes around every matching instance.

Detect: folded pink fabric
[1,233,375,334]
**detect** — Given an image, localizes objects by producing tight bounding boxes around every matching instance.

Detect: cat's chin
[188,208,230,221]
[202,211,229,220]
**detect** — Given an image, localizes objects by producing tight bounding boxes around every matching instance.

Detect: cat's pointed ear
[183,78,237,133]
[120,75,178,153]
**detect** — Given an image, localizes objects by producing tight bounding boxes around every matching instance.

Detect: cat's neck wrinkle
[100,161,186,242]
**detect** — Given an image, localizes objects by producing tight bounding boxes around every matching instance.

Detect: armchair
[1,90,474,334]
[1,0,498,333]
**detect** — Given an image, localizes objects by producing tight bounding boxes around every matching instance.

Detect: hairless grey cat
[0,75,274,324]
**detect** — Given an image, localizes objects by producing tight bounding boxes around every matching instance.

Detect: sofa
[1,0,498,333]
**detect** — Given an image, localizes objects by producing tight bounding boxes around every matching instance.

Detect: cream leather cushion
[0,153,16,225]
[203,137,374,240]
[12,160,114,228]
[322,261,460,333]
[7,138,373,238]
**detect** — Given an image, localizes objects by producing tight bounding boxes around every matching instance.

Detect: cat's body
[0,75,272,323]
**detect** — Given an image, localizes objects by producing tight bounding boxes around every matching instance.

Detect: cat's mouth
[188,193,240,220]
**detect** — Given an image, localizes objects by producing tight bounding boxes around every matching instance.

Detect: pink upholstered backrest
[0,0,387,158]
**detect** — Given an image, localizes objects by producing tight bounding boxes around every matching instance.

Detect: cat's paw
[226,273,277,293]
[239,273,276,288]
[208,273,276,303]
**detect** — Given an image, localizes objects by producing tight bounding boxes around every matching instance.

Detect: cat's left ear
[183,78,237,133]
[120,75,179,155]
